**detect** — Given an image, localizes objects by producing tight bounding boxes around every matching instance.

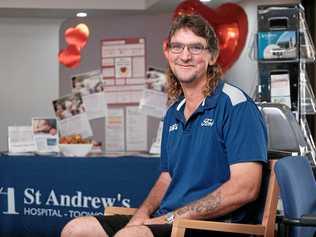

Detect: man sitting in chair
[61,14,267,237]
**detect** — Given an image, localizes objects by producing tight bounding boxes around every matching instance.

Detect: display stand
[256,4,316,164]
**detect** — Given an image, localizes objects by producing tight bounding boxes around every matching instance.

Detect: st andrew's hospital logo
[0,186,132,218]
[0,187,19,215]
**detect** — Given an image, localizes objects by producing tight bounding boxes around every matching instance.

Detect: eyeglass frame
[167,42,209,55]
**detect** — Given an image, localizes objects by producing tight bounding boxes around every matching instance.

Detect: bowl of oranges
[59,135,92,157]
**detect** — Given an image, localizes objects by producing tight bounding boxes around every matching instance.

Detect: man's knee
[114,225,153,237]
[61,216,107,237]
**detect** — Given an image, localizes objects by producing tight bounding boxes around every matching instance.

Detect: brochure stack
[256,4,316,164]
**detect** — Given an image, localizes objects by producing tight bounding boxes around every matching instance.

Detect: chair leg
[170,225,185,237]
[284,224,290,237]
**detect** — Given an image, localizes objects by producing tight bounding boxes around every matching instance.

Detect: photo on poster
[52,93,92,138]
[53,93,85,120]
[115,57,132,78]
[71,70,107,120]
[72,70,104,95]
[32,118,58,153]
[32,118,57,136]
[139,67,168,118]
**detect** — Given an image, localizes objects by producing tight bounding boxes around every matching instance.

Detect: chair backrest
[275,156,316,237]
[257,103,307,152]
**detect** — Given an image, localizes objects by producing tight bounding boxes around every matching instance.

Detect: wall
[59,13,173,150]
[0,18,62,151]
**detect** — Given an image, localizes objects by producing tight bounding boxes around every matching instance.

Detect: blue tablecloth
[0,155,160,237]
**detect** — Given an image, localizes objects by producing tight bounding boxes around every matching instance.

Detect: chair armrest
[104,206,137,216]
[301,214,316,225]
[172,219,265,236]
[283,214,316,227]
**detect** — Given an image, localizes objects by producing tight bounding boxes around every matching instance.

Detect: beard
[176,74,197,84]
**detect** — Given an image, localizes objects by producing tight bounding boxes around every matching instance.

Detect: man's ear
[162,40,169,60]
[208,52,219,66]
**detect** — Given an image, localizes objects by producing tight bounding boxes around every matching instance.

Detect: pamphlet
[270,72,291,108]
[258,31,297,60]
[32,118,58,153]
[8,126,36,153]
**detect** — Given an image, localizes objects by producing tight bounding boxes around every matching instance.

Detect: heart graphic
[58,45,81,68]
[174,0,248,72]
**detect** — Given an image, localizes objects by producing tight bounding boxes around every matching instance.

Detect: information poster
[105,108,125,152]
[139,68,167,118]
[101,38,146,104]
[71,70,107,120]
[126,106,147,151]
[52,93,92,138]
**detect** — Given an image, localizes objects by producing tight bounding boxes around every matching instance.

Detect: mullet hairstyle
[166,14,223,104]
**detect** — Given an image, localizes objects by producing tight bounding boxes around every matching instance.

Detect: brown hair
[165,14,222,104]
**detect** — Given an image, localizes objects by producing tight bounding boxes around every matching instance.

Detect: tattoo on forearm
[176,191,222,217]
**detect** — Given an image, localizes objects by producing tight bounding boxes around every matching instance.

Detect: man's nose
[179,46,192,61]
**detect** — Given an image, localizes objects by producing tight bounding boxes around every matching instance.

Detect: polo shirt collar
[198,79,224,112]
[174,80,224,121]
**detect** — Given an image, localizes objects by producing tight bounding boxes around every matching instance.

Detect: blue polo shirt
[155,80,267,223]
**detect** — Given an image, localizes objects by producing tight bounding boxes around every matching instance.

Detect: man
[61,14,267,237]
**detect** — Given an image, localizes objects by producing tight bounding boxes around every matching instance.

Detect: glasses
[168,42,209,55]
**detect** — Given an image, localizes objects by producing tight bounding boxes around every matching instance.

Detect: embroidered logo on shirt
[201,118,214,127]
[169,123,178,132]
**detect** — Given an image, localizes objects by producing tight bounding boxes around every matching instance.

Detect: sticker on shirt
[201,118,214,127]
[169,123,178,132]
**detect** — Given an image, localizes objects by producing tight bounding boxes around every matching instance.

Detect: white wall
[0,18,62,151]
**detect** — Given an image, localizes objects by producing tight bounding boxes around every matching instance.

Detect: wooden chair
[105,160,279,237]
[105,206,137,216]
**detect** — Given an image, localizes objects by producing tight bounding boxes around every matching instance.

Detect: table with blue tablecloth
[0,154,160,237]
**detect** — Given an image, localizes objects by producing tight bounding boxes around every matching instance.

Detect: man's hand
[126,212,150,227]
[143,215,166,225]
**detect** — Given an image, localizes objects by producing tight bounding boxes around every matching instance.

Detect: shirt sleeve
[223,100,268,165]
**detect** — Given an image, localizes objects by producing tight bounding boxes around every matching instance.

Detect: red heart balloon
[58,45,81,68]
[174,0,248,72]
[65,27,88,49]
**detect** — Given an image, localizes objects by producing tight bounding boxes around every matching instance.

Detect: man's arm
[127,171,171,226]
[144,162,262,224]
